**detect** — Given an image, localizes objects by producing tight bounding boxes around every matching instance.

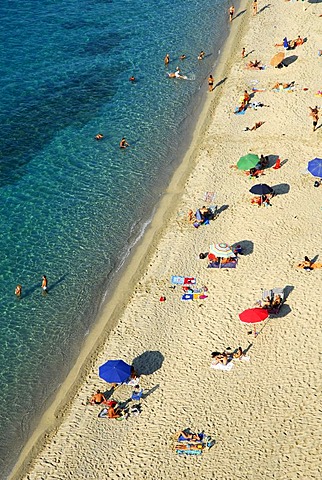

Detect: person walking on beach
[252,0,258,16]
[309,106,319,132]
[241,47,246,58]
[208,74,214,92]
[41,275,48,294]
[15,284,22,298]
[229,5,235,22]
[164,53,170,66]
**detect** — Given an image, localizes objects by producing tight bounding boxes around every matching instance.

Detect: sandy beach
[11,1,322,479]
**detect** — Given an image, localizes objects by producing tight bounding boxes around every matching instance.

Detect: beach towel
[210,362,234,371]
[235,355,250,362]
[272,87,294,92]
[171,276,196,285]
[204,191,216,203]
[234,107,246,115]
[181,293,208,301]
[207,261,237,269]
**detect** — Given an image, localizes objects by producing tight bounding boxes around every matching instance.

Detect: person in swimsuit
[90,390,106,405]
[164,53,170,66]
[95,133,104,140]
[241,47,246,58]
[120,137,129,148]
[208,74,214,91]
[41,275,48,294]
[179,54,186,60]
[229,5,235,22]
[252,0,258,16]
[15,284,22,297]
[129,76,136,82]
[198,51,205,60]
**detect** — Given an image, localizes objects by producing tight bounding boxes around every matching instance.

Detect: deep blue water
[0,0,230,475]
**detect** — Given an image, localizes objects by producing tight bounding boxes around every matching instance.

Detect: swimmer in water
[198,50,205,60]
[179,54,186,60]
[129,76,135,82]
[15,284,22,298]
[95,133,104,140]
[120,137,129,148]
[164,53,170,66]
[41,275,48,294]
[168,67,186,79]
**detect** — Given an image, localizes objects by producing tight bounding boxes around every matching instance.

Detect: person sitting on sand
[188,209,195,223]
[259,154,269,168]
[243,90,250,104]
[261,296,272,308]
[90,389,107,405]
[108,404,124,419]
[295,35,304,46]
[233,347,244,359]
[272,294,282,307]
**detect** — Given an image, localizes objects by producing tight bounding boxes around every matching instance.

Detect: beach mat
[210,362,234,371]
[171,275,196,285]
[207,261,237,269]
[234,107,246,115]
[181,293,208,301]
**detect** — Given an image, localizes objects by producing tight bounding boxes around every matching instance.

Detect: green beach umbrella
[237,153,260,171]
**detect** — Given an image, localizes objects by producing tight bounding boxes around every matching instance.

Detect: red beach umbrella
[239,308,269,337]
[239,308,268,324]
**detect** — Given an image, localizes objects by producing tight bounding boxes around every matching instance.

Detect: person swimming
[95,133,104,140]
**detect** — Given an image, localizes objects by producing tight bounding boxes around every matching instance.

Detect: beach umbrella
[99,359,132,384]
[237,153,260,171]
[307,158,322,178]
[270,52,285,67]
[249,183,273,195]
[209,242,236,258]
[239,308,269,336]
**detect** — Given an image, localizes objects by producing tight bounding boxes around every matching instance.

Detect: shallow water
[0,0,229,475]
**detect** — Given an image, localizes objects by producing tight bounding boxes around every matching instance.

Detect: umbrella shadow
[284,285,294,300]
[270,303,292,318]
[281,55,298,67]
[231,240,254,256]
[132,351,164,376]
[272,183,290,195]
[265,154,279,168]
[243,342,253,355]
[280,158,288,168]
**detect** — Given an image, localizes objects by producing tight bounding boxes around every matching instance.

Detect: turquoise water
[0,0,230,475]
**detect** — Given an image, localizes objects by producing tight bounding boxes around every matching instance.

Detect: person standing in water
[164,53,170,66]
[120,137,130,148]
[15,284,22,298]
[41,275,48,294]
[229,5,235,22]
[208,74,214,92]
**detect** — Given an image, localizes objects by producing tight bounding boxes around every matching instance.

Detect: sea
[0,0,231,476]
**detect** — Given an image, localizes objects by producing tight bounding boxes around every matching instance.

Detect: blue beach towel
[234,107,246,115]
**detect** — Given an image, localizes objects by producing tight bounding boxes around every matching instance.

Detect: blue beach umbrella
[307,158,322,178]
[249,183,273,196]
[99,359,132,384]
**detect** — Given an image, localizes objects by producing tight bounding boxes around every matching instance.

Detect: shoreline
[8,5,248,480]
[10,0,322,478]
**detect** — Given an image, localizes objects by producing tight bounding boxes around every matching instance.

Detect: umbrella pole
[254,325,258,337]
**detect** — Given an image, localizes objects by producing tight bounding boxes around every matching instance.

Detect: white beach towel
[237,355,250,362]
[210,362,234,371]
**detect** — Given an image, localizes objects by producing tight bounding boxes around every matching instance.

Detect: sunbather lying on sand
[272,81,294,90]
[246,59,263,70]
[244,121,265,131]
[211,351,229,365]
[177,429,203,441]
